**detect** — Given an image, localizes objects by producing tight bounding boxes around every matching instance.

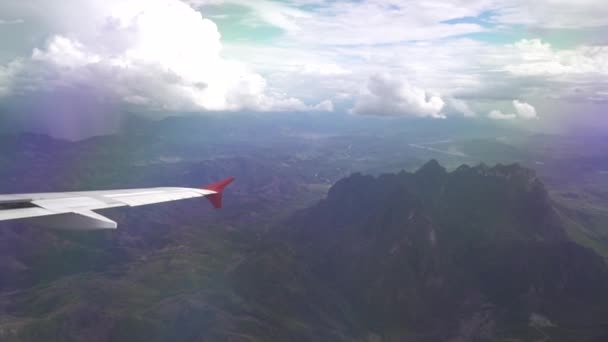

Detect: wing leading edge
[0,177,235,230]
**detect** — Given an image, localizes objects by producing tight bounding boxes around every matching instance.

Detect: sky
[0,0,607,138]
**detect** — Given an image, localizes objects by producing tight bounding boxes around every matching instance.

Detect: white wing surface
[0,178,234,230]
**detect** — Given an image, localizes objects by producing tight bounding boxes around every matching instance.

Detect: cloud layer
[1,0,608,137]
[6,0,330,112]
[0,0,334,138]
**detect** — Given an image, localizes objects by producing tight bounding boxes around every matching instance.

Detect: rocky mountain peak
[260,161,608,340]
[415,159,446,176]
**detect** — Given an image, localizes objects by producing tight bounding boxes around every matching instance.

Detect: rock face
[234,161,608,341]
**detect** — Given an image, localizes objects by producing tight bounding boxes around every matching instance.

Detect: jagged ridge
[234,161,608,341]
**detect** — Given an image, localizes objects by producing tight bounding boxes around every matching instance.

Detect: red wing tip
[202,177,235,209]
[202,177,235,193]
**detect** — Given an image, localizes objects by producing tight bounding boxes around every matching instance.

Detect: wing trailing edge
[28,210,118,230]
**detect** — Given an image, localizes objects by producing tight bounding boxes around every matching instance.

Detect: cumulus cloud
[488,100,538,120]
[352,75,445,118]
[313,100,334,112]
[0,0,327,138]
[446,98,476,117]
[18,0,307,111]
[0,58,26,97]
[513,100,537,119]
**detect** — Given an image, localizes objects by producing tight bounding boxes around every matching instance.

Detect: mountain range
[234,160,608,341]
[2,159,607,341]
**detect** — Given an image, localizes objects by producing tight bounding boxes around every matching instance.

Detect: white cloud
[0,0,316,114]
[505,39,608,76]
[513,99,537,119]
[488,110,516,120]
[313,99,334,112]
[301,63,351,76]
[352,74,445,118]
[192,0,608,33]
[188,0,311,32]
[307,5,485,45]
[32,37,101,67]
[192,0,486,45]
[493,0,608,29]
[0,59,22,97]
[193,0,608,46]
[225,37,567,111]
[1,0,607,134]
[488,99,538,120]
[447,98,476,117]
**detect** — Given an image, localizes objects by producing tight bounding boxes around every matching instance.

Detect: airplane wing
[0,177,234,230]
